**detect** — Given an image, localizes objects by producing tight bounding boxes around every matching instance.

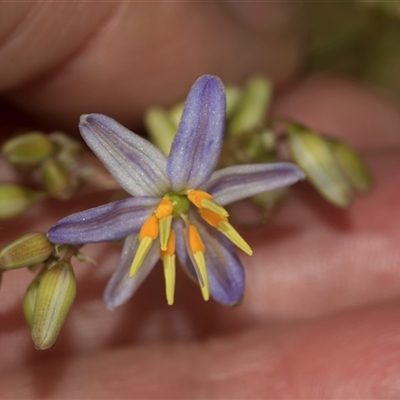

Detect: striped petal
[79,114,169,196]
[103,234,159,309]
[167,75,226,192]
[47,197,159,244]
[175,213,245,305]
[204,162,305,206]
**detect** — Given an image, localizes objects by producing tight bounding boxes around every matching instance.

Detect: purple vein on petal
[204,162,305,206]
[167,75,226,192]
[104,234,159,309]
[80,114,169,196]
[47,197,159,244]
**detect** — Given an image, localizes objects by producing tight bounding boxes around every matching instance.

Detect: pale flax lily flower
[47,75,305,307]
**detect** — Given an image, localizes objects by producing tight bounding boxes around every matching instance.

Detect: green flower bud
[144,108,177,155]
[2,132,55,168]
[329,139,373,193]
[286,124,354,207]
[50,132,81,170]
[23,279,40,327]
[227,77,272,137]
[0,184,38,219]
[225,86,242,119]
[41,159,74,200]
[0,232,54,270]
[168,102,184,129]
[31,261,76,350]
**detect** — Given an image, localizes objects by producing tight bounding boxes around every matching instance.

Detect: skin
[1,2,400,398]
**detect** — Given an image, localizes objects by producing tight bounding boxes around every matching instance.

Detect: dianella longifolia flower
[47,75,305,307]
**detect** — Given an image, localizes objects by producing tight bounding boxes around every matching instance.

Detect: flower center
[129,189,253,306]
[168,193,190,217]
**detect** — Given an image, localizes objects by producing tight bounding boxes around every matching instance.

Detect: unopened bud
[41,159,74,200]
[0,184,38,219]
[2,132,55,168]
[144,108,177,155]
[225,86,242,119]
[49,132,81,169]
[228,77,272,137]
[168,102,184,129]
[31,261,76,350]
[23,280,40,327]
[286,124,354,207]
[0,232,54,270]
[329,139,373,193]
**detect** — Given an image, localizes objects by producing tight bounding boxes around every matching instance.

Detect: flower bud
[0,232,54,270]
[23,279,40,327]
[225,86,242,119]
[286,124,354,207]
[329,139,373,193]
[168,102,184,129]
[2,132,55,168]
[0,184,38,219]
[144,108,177,155]
[41,159,74,200]
[227,77,272,137]
[31,261,77,350]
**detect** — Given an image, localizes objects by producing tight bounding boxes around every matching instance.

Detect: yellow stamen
[130,236,153,277]
[218,220,253,256]
[200,198,229,217]
[162,254,176,305]
[131,215,159,277]
[193,251,209,301]
[138,215,159,241]
[187,224,209,301]
[187,190,213,209]
[160,231,176,305]
[200,209,253,256]
[160,229,176,258]
[155,197,173,219]
[188,224,205,253]
[159,215,172,251]
[199,208,227,228]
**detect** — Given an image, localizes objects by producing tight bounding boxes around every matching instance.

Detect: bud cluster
[0,232,79,350]
[0,131,120,220]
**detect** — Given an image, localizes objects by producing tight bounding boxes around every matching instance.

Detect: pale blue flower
[48,75,305,308]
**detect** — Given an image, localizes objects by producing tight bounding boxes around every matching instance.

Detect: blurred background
[302,0,400,99]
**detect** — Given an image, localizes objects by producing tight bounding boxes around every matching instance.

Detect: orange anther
[187,190,213,209]
[188,225,205,254]
[199,208,227,228]
[139,215,159,240]
[160,230,176,258]
[155,198,174,219]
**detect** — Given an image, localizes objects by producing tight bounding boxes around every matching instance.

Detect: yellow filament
[162,254,176,305]
[155,197,173,219]
[160,230,175,258]
[159,215,172,251]
[130,236,153,277]
[200,198,229,217]
[187,190,213,209]
[218,221,253,256]
[193,251,209,301]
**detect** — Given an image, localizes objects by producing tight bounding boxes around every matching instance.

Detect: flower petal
[47,197,159,244]
[204,162,305,206]
[175,213,244,305]
[195,216,245,306]
[80,114,169,196]
[103,234,159,309]
[167,75,226,191]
